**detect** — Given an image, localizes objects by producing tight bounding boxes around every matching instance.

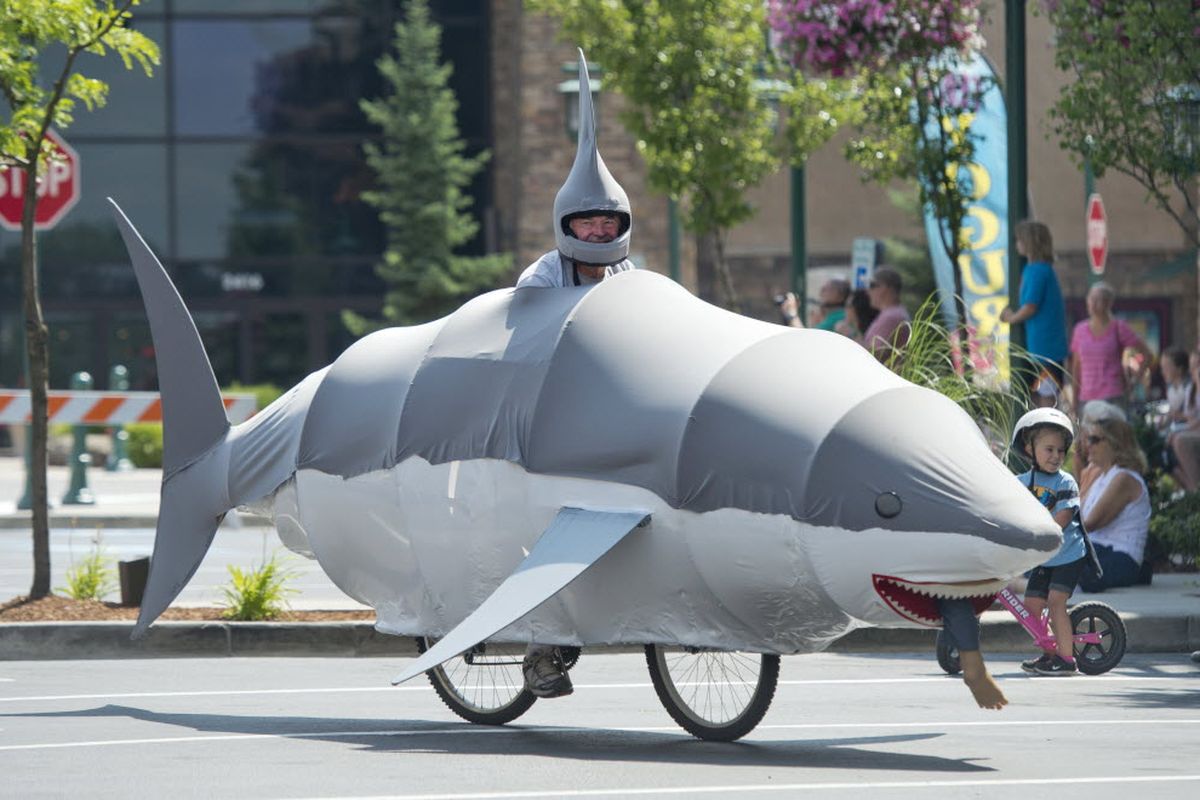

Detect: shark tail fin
[109,199,231,637]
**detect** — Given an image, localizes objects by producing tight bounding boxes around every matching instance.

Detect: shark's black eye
[875,491,902,518]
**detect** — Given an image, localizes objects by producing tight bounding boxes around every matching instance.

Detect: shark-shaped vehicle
[110,201,1059,740]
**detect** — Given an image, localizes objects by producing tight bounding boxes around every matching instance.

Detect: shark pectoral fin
[391,507,650,686]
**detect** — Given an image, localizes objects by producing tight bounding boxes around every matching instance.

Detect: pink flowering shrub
[768,1,983,76]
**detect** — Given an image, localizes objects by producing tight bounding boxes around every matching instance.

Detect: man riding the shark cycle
[514,50,635,696]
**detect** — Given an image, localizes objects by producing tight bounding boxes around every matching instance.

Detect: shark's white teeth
[877,576,1005,600]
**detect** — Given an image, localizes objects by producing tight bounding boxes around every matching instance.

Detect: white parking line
[1,718,1197,752]
[290,775,1200,798]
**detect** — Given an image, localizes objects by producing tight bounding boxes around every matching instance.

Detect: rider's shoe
[522,647,573,698]
[1020,653,1055,674]
[1033,655,1078,676]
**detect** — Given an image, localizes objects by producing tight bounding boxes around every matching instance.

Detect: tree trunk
[20,156,52,598]
[712,230,743,315]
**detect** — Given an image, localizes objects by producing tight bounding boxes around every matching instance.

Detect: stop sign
[0,129,81,232]
[1086,193,1108,275]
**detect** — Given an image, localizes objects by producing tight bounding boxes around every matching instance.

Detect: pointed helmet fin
[553,48,632,266]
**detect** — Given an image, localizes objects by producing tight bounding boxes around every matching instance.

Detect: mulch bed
[0,594,376,623]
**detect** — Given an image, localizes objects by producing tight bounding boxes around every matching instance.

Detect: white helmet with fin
[552,49,632,267]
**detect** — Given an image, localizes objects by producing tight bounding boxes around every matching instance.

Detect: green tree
[1039,0,1200,248]
[844,61,988,338]
[529,0,839,312]
[0,0,158,598]
[769,1,989,338]
[344,0,510,334]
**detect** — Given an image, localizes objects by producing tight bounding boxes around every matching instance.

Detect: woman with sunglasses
[1077,417,1152,592]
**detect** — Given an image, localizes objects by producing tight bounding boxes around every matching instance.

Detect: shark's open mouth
[872,574,1005,626]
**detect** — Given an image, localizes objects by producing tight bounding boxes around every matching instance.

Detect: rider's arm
[1082,472,1141,531]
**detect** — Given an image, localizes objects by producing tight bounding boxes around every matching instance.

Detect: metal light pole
[791,164,807,304]
[1006,0,1028,353]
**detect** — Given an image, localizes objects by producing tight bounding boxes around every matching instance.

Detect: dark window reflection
[174,140,383,264]
[173,0,383,14]
[1,145,168,300]
[108,313,157,391]
[173,15,390,136]
[41,21,167,137]
[45,312,94,389]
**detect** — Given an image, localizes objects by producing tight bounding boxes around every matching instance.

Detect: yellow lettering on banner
[946,161,991,201]
[963,206,1000,250]
[959,248,1006,295]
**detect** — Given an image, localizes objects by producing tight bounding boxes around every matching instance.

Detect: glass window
[42,20,168,137]
[173,0,385,14]
[173,140,383,263]
[172,15,391,136]
[108,313,157,391]
[32,144,168,300]
[45,311,95,389]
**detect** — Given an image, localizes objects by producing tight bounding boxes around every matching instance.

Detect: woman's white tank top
[1082,465,1150,562]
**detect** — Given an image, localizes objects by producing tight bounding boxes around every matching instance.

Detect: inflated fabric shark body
[111,204,1060,684]
[111,49,1058,685]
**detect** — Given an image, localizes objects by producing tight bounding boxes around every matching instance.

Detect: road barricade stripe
[0,390,256,424]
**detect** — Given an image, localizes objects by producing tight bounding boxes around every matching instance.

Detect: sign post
[1086,193,1108,276]
[0,129,81,231]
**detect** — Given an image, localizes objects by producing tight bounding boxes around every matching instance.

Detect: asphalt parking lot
[2,651,1198,799]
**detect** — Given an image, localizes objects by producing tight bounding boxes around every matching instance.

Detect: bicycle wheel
[415,636,536,725]
[935,629,962,675]
[645,644,779,741]
[1069,601,1127,675]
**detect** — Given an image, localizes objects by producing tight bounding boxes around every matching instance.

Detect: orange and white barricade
[0,390,257,425]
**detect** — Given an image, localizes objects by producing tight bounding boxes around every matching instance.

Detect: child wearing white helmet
[1011,407,1088,676]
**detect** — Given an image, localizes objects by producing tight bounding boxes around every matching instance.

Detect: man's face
[568,213,620,243]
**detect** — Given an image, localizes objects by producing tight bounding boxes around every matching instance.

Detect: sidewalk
[1,455,1197,660]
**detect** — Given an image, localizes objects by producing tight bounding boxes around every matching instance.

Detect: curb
[2,615,1196,661]
[0,513,275,530]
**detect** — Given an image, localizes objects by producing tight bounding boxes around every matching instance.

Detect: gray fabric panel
[227,368,327,507]
[297,321,443,476]
[526,271,778,501]
[803,385,1061,549]
[397,287,582,464]
[677,329,901,515]
[110,200,229,474]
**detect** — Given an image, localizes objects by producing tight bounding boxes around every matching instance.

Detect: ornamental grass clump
[887,293,1033,457]
[59,549,117,601]
[220,555,297,621]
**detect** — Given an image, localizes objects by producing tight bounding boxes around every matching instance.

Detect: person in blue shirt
[1001,222,1069,407]
[1011,407,1087,676]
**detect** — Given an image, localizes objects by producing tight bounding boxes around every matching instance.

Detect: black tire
[935,629,962,675]
[645,644,780,741]
[415,636,537,725]
[1069,601,1126,675]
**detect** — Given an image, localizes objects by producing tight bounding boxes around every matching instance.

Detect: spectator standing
[1000,221,1068,400]
[862,267,911,363]
[1067,282,1153,416]
[1077,415,1152,592]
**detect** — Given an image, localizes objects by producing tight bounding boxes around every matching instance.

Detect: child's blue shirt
[1015,468,1085,567]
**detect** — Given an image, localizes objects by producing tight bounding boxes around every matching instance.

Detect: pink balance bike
[935,584,1127,675]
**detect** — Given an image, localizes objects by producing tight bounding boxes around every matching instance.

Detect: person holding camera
[778,278,850,330]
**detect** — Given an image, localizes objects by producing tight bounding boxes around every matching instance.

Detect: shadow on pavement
[3,703,998,773]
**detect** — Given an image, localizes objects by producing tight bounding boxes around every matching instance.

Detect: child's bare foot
[959,650,1008,710]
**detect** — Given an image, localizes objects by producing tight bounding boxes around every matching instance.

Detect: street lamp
[1163,84,1200,177]
[557,61,603,142]
[754,77,808,314]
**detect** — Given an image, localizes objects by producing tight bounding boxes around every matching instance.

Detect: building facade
[1,1,1194,393]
